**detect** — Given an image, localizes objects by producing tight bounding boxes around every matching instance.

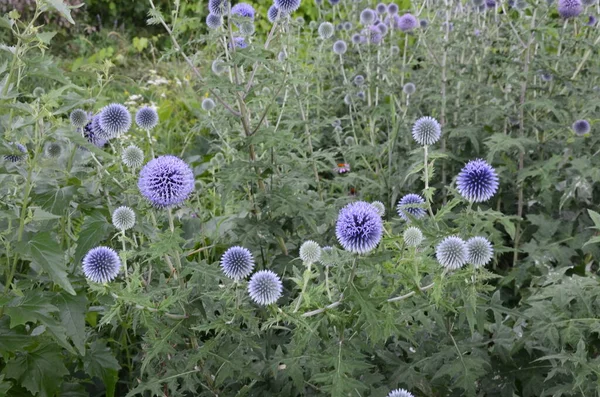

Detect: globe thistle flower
[299,240,321,264]
[267,5,282,23]
[456,159,499,203]
[229,36,248,49]
[202,98,216,111]
[275,0,301,13]
[586,15,597,26]
[45,142,62,158]
[344,136,355,146]
[333,40,347,55]
[135,106,159,130]
[371,201,386,217]
[352,33,365,44]
[70,109,88,128]
[99,103,131,138]
[388,3,399,13]
[354,75,365,86]
[412,116,441,146]
[122,145,144,168]
[366,26,384,44]
[466,236,493,268]
[376,3,387,13]
[540,71,553,82]
[83,117,107,147]
[336,201,383,254]
[377,22,389,35]
[208,0,229,16]
[343,21,353,30]
[486,0,497,8]
[388,389,415,397]
[212,59,227,75]
[82,246,121,283]
[403,82,416,95]
[398,13,418,32]
[396,194,426,221]
[206,13,223,29]
[220,246,255,280]
[390,45,400,55]
[33,87,45,97]
[4,143,27,162]
[419,19,428,28]
[112,206,136,231]
[403,227,423,247]
[296,16,305,24]
[436,236,468,270]
[239,21,255,35]
[138,155,195,208]
[557,0,583,18]
[318,22,334,39]
[329,0,340,5]
[360,8,377,25]
[248,270,283,305]
[231,3,255,20]
[572,119,591,135]
[356,91,365,100]
[344,94,352,105]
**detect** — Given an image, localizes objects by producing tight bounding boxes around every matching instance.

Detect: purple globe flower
[135,106,159,130]
[360,8,377,25]
[4,142,27,162]
[398,13,418,32]
[396,194,426,221]
[343,21,353,30]
[376,3,387,13]
[336,201,383,254]
[82,246,121,283]
[221,246,255,281]
[275,0,301,13]
[412,116,441,145]
[388,3,399,13]
[206,13,223,29]
[456,159,499,203]
[232,3,255,19]
[485,0,496,7]
[248,270,283,305]
[329,0,340,5]
[268,5,283,22]
[333,40,347,54]
[366,26,384,44]
[436,236,468,270]
[586,15,597,26]
[558,0,582,18]
[83,117,108,147]
[377,22,389,35]
[229,36,248,49]
[352,33,365,44]
[420,19,428,28]
[99,103,131,138]
[572,119,591,135]
[208,0,229,15]
[138,155,195,208]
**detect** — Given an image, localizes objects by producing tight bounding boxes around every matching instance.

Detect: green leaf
[73,211,111,265]
[29,232,75,295]
[32,208,62,221]
[83,341,120,397]
[36,32,57,45]
[4,294,59,329]
[0,318,32,354]
[587,209,600,229]
[52,293,87,356]
[3,343,69,397]
[46,0,75,24]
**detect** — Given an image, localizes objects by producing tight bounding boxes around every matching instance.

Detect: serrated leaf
[36,31,57,44]
[32,208,62,221]
[73,211,111,265]
[53,293,87,356]
[0,318,32,354]
[83,341,120,397]
[4,294,59,329]
[46,0,74,24]
[29,232,75,295]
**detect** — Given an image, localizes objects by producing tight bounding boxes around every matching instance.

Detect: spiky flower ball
[388,3,399,13]
[367,25,383,44]
[248,270,283,305]
[33,87,45,97]
[398,13,418,32]
[318,22,334,39]
[420,19,429,28]
[82,246,121,283]
[336,201,383,254]
[403,83,416,95]
[212,59,227,75]
[275,0,301,13]
[138,155,195,208]
[557,0,582,18]
[99,103,131,138]
[239,21,255,35]
[268,5,282,23]
[396,194,426,221]
[45,142,62,158]
[202,98,216,111]
[122,145,144,168]
[343,21,353,30]
[377,22,389,35]
[206,13,223,29]
[230,36,248,49]
[4,143,27,162]
[586,15,597,26]
[299,240,321,264]
[388,389,415,397]
[70,109,88,128]
[112,206,136,231]
[371,201,385,217]
[360,8,376,25]
[391,45,400,55]
[412,116,441,145]
[376,2,387,13]
[466,236,493,268]
[221,246,255,281]
[436,236,468,270]
[352,33,365,44]
[208,0,229,15]
[572,119,590,135]
[83,117,107,147]
[232,3,255,19]
[354,75,365,86]
[456,159,499,203]
[135,106,159,130]
[403,227,423,247]
[333,40,347,55]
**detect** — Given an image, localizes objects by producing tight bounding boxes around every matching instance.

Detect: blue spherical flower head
[466,236,493,268]
[396,194,426,221]
[388,388,414,397]
[231,3,255,20]
[229,36,248,50]
[83,117,108,147]
[4,142,27,162]
[138,155,195,208]
[456,159,499,203]
[412,116,441,145]
[336,201,383,254]
[135,106,159,130]
[83,246,121,283]
[206,13,223,29]
[436,236,468,270]
[70,109,88,128]
[268,5,283,23]
[343,21,353,30]
[420,19,429,28]
[572,119,590,135]
[360,8,377,25]
[398,13,418,32]
[586,15,597,26]
[387,3,399,14]
[318,22,335,39]
[99,103,131,138]
[367,26,383,44]
[333,40,347,55]
[209,0,229,16]
[376,3,387,13]
[248,270,283,305]
[275,0,301,13]
[558,0,582,18]
[221,246,255,281]
[329,0,340,5]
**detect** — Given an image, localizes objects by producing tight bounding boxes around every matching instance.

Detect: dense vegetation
[1,0,600,396]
